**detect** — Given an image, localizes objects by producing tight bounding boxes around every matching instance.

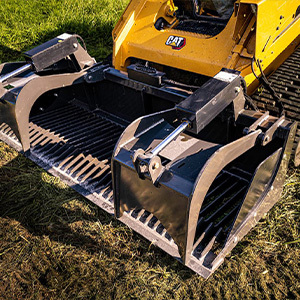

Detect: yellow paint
[112,0,300,89]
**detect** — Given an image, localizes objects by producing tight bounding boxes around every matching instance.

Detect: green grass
[0,0,127,62]
[0,1,300,299]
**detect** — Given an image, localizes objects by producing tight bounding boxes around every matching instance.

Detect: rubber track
[252,46,300,152]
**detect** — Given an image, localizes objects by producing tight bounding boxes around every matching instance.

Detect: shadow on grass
[0,45,23,63]
[0,151,195,282]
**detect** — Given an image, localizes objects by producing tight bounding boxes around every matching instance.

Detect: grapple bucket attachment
[112,76,296,277]
[0,35,297,278]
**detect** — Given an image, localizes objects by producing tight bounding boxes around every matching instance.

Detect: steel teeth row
[28,102,124,200]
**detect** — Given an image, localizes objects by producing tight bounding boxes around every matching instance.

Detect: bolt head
[235,87,241,93]
[153,162,160,170]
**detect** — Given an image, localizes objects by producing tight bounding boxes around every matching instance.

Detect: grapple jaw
[112,72,296,274]
[0,34,95,153]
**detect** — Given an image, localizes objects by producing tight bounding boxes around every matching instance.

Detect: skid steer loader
[1,0,300,278]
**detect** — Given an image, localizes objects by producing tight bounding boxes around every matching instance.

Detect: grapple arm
[0,34,95,152]
[112,70,296,273]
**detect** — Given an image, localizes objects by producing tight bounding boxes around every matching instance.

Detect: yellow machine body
[113,0,300,92]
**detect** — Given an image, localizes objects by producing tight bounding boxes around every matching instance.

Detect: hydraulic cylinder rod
[0,63,32,84]
[150,120,190,156]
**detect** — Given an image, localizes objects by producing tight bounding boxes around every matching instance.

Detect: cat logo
[165,35,186,50]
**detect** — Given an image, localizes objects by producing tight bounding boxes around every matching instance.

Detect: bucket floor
[28,101,125,201]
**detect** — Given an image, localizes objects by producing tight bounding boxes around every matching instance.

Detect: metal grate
[192,168,250,260]
[128,208,173,241]
[175,20,225,36]
[29,102,124,199]
[0,123,19,143]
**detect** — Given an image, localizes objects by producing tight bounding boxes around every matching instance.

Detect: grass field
[0,0,300,299]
